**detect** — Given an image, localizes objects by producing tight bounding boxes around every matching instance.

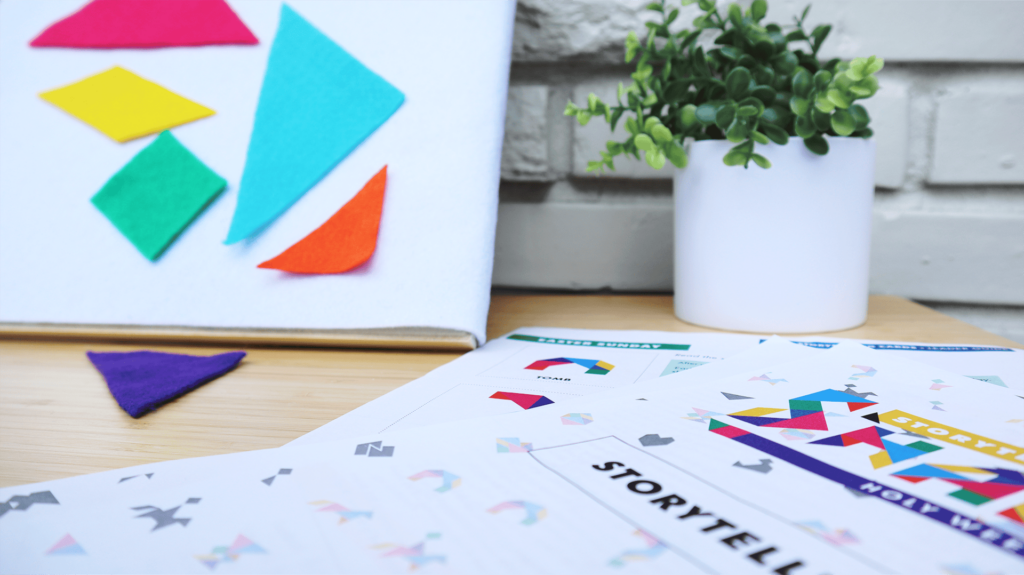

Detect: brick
[493,202,673,290]
[501,85,550,181]
[861,79,908,189]
[494,203,1024,306]
[570,80,672,180]
[929,89,1024,185]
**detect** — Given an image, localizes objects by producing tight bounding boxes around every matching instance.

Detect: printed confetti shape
[225,4,404,243]
[45,534,86,556]
[489,391,554,410]
[40,67,214,142]
[31,0,258,49]
[91,132,227,261]
[87,350,246,418]
[258,167,386,273]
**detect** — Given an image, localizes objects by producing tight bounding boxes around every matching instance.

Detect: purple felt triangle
[87,350,246,418]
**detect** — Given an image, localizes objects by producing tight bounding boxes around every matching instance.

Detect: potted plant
[565,0,884,333]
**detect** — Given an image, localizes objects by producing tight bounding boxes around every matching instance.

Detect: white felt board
[0,0,516,345]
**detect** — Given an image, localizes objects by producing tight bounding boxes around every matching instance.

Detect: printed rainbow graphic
[561,413,594,425]
[797,521,859,545]
[609,530,667,567]
[490,391,554,410]
[496,438,533,453]
[373,533,445,571]
[310,500,372,524]
[487,501,547,525]
[848,365,877,380]
[729,389,877,431]
[525,357,614,375]
[408,470,461,493]
[195,534,265,570]
[892,464,1024,505]
[45,534,86,556]
[683,408,724,424]
[811,425,942,468]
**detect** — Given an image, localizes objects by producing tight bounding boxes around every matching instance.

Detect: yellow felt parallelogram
[40,66,214,142]
[730,407,786,417]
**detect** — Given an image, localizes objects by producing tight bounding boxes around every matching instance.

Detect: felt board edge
[0,322,477,351]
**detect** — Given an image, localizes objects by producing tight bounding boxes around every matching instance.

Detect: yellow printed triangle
[730,407,786,417]
[40,66,214,142]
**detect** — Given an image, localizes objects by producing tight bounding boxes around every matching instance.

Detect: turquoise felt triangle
[225,4,404,244]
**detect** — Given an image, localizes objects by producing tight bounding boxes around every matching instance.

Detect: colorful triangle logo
[31,0,258,49]
[46,534,86,556]
[225,4,404,244]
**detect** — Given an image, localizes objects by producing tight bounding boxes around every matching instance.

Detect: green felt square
[948,489,989,506]
[91,131,226,261]
[906,440,942,453]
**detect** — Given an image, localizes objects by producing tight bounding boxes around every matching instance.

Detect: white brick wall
[495,0,1024,342]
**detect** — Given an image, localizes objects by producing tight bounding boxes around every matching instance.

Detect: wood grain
[0,294,1017,488]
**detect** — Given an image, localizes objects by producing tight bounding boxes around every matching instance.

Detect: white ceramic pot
[674,137,876,333]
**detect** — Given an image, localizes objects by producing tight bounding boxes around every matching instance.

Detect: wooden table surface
[0,293,1018,488]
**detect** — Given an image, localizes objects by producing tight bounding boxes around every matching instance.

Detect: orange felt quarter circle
[258,166,387,274]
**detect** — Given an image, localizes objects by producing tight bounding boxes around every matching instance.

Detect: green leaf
[693,46,711,76]
[800,4,811,20]
[751,130,769,144]
[617,82,626,101]
[814,91,835,113]
[564,100,579,116]
[751,85,776,105]
[633,63,654,81]
[651,124,674,143]
[642,92,658,106]
[610,108,624,131]
[644,116,662,132]
[750,153,771,168]
[666,144,688,168]
[785,30,807,42]
[772,51,798,74]
[680,104,698,127]
[794,116,816,138]
[761,122,789,145]
[698,0,716,10]
[726,119,749,142]
[695,103,718,125]
[634,133,656,152]
[625,31,640,62]
[586,161,604,172]
[813,70,832,89]
[811,108,831,131]
[625,117,640,135]
[715,105,736,129]
[752,40,774,61]
[736,105,759,117]
[827,88,852,109]
[646,2,663,12]
[803,134,829,155]
[789,96,811,116]
[750,0,767,21]
[728,3,743,27]
[854,127,874,138]
[588,93,599,111]
[645,148,667,169]
[723,149,747,166]
[791,69,812,97]
[849,104,870,129]
[577,111,592,126]
[666,8,680,24]
[719,46,742,61]
[849,75,879,98]
[810,24,831,49]
[865,56,884,75]
[606,141,623,154]
[726,67,752,98]
[830,109,856,136]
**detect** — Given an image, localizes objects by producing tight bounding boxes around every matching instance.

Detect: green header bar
[508,334,691,350]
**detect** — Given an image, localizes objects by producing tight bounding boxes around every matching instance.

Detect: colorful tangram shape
[91,131,227,261]
[225,4,404,243]
[487,501,547,526]
[683,408,724,424]
[797,521,859,546]
[999,503,1024,526]
[748,374,787,385]
[729,389,877,431]
[372,534,445,570]
[561,413,594,425]
[309,500,372,525]
[930,379,952,391]
[40,67,214,142]
[608,530,667,567]
[195,535,264,570]
[258,167,387,274]
[496,438,533,453]
[31,0,258,49]
[848,365,877,380]
[87,350,245,418]
[967,375,1007,388]
[408,470,461,493]
[810,425,942,469]
[490,391,554,410]
[45,534,86,556]
[892,464,1024,506]
[525,357,614,375]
